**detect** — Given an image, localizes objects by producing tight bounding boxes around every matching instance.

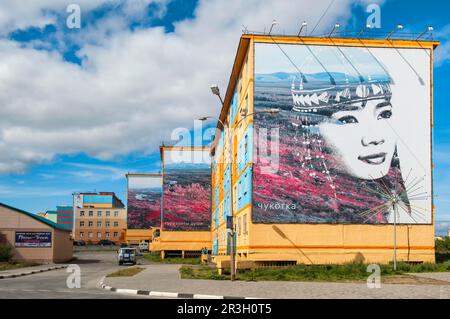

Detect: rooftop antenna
[416,26,434,40]
[310,0,336,36]
[298,40,336,85]
[357,24,372,38]
[297,21,308,37]
[387,24,404,40]
[355,26,394,84]
[268,19,277,35]
[328,34,366,83]
[328,23,340,37]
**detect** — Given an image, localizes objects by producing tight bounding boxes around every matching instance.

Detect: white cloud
[65,162,132,181]
[434,24,450,66]
[0,0,107,33]
[0,0,364,174]
[0,0,170,33]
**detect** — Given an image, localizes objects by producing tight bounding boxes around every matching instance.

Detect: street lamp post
[392,195,399,272]
[201,85,279,281]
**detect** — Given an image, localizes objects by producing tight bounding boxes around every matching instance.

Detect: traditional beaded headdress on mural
[290,75,393,201]
[292,78,392,114]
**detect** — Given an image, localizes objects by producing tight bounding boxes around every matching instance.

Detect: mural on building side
[253,43,432,225]
[127,175,162,229]
[162,148,211,231]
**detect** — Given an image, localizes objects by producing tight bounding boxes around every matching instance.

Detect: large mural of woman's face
[320,96,396,180]
[252,43,432,225]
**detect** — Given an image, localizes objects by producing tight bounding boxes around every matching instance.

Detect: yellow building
[210,34,438,268]
[125,229,153,245]
[154,146,212,258]
[73,192,126,244]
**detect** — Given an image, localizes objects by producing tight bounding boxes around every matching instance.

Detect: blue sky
[0,0,448,234]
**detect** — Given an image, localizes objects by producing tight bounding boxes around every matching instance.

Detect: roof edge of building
[0,202,71,232]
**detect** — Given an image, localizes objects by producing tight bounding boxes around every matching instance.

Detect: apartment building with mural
[210,33,438,267]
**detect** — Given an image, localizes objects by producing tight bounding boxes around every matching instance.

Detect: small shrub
[0,243,13,262]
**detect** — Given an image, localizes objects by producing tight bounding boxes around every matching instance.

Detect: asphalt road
[0,251,155,299]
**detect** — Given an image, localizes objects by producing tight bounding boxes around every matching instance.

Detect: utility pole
[393,200,398,271]
[201,84,280,281]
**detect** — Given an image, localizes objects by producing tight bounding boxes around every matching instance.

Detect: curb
[0,265,68,279]
[98,277,257,299]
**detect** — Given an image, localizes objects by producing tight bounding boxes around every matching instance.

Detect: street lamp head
[397,24,404,30]
[210,85,220,97]
[198,117,209,122]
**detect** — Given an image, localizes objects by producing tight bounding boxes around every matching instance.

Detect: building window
[243,214,247,235]
[97,232,102,238]
[245,55,249,77]
[88,221,93,227]
[240,95,248,117]
[106,211,110,217]
[105,232,110,238]
[238,216,241,236]
[97,221,102,227]
[79,232,84,238]
[114,232,118,237]
[114,211,119,217]
[80,211,85,217]
[114,221,118,227]
[97,211,102,217]
[106,221,110,227]
[80,221,85,227]
[88,232,93,238]
[88,211,93,217]
[239,74,242,94]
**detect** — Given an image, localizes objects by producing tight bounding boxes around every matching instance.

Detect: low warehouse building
[0,203,73,263]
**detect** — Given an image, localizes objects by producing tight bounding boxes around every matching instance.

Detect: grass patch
[0,262,41,272]
[180,266,228,280]
[107,267,145,277]
[143,253,200,265]
[180,261,450,282]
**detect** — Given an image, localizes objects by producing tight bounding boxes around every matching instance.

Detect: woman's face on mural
[319,99,396,180]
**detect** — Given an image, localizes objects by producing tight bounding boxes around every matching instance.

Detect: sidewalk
[407,272,450,283]
[102,264,450,299]
[0,264,67,279]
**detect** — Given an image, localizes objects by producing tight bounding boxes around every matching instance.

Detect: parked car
[118,247,137,265]
[120,243,128,248]
[98,239,115,246]
[73,240,86,246]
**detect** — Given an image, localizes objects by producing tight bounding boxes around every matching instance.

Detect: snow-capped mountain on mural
[163,150,211,231]
[127,176,162,229]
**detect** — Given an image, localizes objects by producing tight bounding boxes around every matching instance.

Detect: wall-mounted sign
[74,194,83,208]
[15,232,52,248]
